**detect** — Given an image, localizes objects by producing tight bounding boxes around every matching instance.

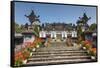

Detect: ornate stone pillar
[62,31,67,39]
[51,31,56,39]
[72,31,77,37]
[39,31,46,38]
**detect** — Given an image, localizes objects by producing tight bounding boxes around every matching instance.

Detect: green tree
[34,25,40,37]
[15,22,22,33]
[76,13,91,41]
[89,23,97,31]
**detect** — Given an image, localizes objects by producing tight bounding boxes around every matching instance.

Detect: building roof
[43,23,76,31]
[15,33,23,37]
[22,30,38,36]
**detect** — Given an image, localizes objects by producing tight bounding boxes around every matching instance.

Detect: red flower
[22,50,30,59]
[90,48,96,54]
[15,51,25,61]
[84,40,92,45]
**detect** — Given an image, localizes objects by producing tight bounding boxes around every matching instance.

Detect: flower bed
[14,37,44,66]
[90,48,96,56]
[14,51,25,66]
[81,40,97,59]
[81,40,92,50]
[89,48,97,59]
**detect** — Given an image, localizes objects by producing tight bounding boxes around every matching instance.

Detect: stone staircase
[57,34,62,39]
[23,42,96,66]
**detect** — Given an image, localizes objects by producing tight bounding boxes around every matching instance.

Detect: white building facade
[39,30,77,39]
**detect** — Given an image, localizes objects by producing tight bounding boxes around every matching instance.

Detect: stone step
[33,50,86,54]
[24,58,94,66]
[28,55,91,61]
[31,53,87,58]
[37,47,80,51]
[36,49,81,51]
[36,47,81,51]
[32,51,87,55]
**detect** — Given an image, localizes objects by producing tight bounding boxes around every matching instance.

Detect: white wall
[0,0,99,68]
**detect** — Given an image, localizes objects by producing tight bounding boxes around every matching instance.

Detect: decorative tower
[25,10,40,25]
[25,10,40,36]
